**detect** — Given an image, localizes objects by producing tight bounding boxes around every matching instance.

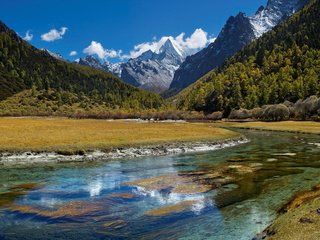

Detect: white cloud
[83,41,121,59]
[41,27,68,42]
[23,30,33,41]
[69,51,77,56]
[122,28,215,59]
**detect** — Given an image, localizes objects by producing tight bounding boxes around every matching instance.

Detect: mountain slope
[75,56,122,77]
[75,39,184,94]
[0,20,163,111]
[168,0,309,96]
[120,39,184,93]
[174,0,320,114]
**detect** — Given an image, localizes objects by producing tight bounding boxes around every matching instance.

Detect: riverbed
[0,130,320,239]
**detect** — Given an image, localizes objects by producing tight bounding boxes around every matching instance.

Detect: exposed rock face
[75,55,122,77]
[168,0,309,96]
[249,0,309,37]
[120,39,184,93]
[75,39,184,93]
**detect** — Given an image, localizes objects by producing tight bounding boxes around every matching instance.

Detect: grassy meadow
[217,121,320,135]
[0,118,239,153]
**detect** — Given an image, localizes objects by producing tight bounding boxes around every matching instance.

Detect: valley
[0,0,320,239]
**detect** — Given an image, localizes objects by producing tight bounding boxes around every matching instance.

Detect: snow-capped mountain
[74,39,183,93]
[250,0,309,37]
[75,55,122,77]
[120,39,184,93]
[168,0,309,96]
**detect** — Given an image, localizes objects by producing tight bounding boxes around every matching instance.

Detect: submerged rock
[145,200,198,217]
[267,158,278,162]
[9,200,105,219]
[108,193,136,199]
[272,153,297,156]
[102,219,126,229]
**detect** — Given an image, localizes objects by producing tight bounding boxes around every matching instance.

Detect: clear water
[0,130,320,240]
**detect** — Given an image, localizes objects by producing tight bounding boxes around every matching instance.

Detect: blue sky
[2,0,266,62]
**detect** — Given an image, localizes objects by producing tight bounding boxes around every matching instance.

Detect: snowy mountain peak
[84,55,101,64]
[77,55,104,70]
[137,50,155,61]
[159,39,182,57]
[75,55,122,77]
[120,39,185,93]
[168,0,309,95]
[250,0,307,37]
[256,6,265,15]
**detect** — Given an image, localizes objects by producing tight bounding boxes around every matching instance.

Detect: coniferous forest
[1,1,320,240]
[0,21,164,115]
[175,0,320,117]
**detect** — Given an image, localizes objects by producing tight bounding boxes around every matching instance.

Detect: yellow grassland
[0,117,239,153]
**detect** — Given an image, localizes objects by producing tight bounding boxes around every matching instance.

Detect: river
[0,130,320,239]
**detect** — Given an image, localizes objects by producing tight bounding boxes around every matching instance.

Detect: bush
[229,109,251,119]
[250,108,263,119]
[261,104,290,121]
[294,96,320,120]
[206,111,223,120]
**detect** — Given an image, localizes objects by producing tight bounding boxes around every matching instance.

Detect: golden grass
[279,184,320,213]
[261,185,320,240]
[216,121,320,135]
[0,117,239,153]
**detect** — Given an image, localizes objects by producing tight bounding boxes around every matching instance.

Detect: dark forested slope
[174,0,320,114]
[0,21,163,111]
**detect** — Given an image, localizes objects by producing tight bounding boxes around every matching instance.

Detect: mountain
[174,0,320,114]
[75,39,184,94]
[120,39,184,93]
[75,55,122,77]
[168,0,309,96]
[250,0,309,37]
[0,20,163,112]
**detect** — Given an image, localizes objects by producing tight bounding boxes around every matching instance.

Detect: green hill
[0,21,164,114]
[174,0,320,115]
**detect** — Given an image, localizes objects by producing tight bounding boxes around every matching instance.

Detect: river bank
[216,121,320,135]
[0,117,247,165]
[0,137,248,165]
[255,185,320,240]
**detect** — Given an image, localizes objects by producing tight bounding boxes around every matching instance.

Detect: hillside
[167,0,309,96]
[0,21,164,113]
[174,0,320,114]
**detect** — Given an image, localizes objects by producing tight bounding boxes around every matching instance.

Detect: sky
[1,0,266,63]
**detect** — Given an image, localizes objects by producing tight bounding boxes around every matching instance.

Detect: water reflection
[0,130,320,239]
[88,179,103,197]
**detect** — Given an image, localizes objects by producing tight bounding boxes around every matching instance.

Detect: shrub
[206,111,223,121]
[250,108,263,119]
[229,109,251,119]
[294,96,320,119]
[261,104,290,121]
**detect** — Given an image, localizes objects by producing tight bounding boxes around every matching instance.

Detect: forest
[0,21,164,112]
[175,0,320,118]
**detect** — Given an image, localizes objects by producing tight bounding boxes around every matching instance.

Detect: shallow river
[0,130,320,240]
